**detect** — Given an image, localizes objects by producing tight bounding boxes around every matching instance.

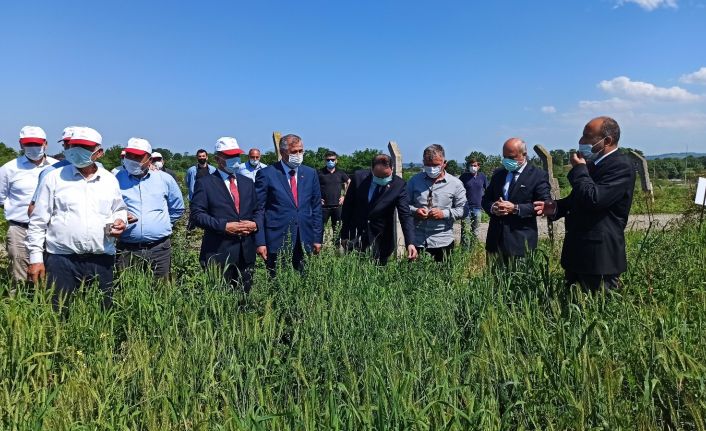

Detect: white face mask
[286,153,303,168]
[153,161,164,170]
[249,159,260,168]
[423,165,443,178]
[23,146,45,161]
[123,159,148,176]
[469,165,479,174]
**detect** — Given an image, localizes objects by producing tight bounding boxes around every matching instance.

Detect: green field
[1,209,705,429]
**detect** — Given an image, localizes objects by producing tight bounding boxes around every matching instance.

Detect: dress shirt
[27,164,128,264]
[217,169,239,200]
[280,161,299,185]
[116,169,185,243]
[406,172,467,248]
[503,162,527,201]
[593,148,619,166]
[0,155,57,223]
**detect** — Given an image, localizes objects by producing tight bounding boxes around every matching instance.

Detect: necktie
[370,185,383,203]
[509,173,518,193]
[228,175,240,213]
[289,169,298,206]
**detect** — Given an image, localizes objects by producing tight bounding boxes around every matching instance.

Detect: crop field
[1,208,705,430]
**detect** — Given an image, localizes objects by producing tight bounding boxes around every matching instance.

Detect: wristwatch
[512,204,519,215]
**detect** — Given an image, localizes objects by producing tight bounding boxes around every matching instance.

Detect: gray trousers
[116,238,172,279]
[6,223,29,282]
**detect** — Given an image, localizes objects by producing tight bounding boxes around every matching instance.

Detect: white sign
[696,177,706,206]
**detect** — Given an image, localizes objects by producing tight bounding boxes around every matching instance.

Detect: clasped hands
[415,207,445,220]
[490,198,516,217]
[225,220,257,236]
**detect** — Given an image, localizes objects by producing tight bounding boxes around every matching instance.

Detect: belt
[9,220,29,228]
[118,236,170,250]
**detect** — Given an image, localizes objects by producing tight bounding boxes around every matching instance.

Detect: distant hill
[646,152,706,160]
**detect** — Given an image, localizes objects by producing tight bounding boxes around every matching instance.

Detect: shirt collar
[70,163,101,181]
[218,169,234,180]
[594,148,619,165]
[281,160,297,174]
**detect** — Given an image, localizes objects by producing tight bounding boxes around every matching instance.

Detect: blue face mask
[579,137,605,161]
[326,160,336,169]
[502,157,522,172]
[64,147,97,168]
[372,174,393,186]
[223,157,241,174]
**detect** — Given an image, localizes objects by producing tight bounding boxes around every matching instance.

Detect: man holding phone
[27,127,127,310]
[115,138,185,279]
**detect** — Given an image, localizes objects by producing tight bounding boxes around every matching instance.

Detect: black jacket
[482,164,551,256]
[555,151,636,275]
[340,170,415,260]
[189,171,263,267]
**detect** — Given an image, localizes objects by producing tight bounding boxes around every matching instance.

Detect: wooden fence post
[388,141,406,258]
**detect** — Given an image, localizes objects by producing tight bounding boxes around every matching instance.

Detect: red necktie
[289,169,298,206]
[228,175,240,213]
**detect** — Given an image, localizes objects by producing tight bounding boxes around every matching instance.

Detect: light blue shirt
[238,161,267,181]
[116,169,185,243]
[185,163,217,200]
[280,161,298,184]
[502,162,527,201]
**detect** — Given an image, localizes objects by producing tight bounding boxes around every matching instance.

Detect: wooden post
[272,131,282,161]
[388,140,406,258]
[533,145,560,245]
[627,151,654,202]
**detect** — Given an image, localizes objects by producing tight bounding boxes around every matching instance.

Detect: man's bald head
[502,138,527,160]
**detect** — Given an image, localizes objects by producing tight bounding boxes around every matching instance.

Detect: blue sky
[1,0,705,161]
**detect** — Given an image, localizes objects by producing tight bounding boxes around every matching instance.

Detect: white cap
[124,137,152,156]
[68,127,102,147]
[215,137,243,156]
[19,126,47,144]
[58,126,77,142]
[151,151,163,159]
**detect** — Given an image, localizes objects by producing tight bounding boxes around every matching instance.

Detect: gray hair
[598,116,621,144]
[422,144,445,162]
[279,134,302,151]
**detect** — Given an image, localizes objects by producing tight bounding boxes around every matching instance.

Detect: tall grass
[1,217,705,429]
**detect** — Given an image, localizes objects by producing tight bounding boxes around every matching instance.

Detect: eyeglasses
[325,158,336,162]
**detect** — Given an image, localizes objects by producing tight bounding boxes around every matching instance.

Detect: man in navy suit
[340,154,418,265]
[255,134,323,275]
[190,137,262,293]
[482,138,551,262]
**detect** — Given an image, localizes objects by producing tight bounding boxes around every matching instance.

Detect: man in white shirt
[0,126,57,281]
[27,127,127,310]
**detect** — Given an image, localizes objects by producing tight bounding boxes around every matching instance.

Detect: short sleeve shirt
[318,168,350,206]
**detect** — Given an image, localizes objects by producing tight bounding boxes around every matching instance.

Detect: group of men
[0,115,636,309]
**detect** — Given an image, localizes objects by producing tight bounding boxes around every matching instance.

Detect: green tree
[0,142,18,166]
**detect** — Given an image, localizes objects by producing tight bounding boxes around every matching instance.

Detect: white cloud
[616,0,678,11]
[540,105,557,114]
[577,97,635,112]
[680,67,706,84]
[598,76,700,102]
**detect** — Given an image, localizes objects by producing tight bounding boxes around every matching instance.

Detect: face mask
[579,137,606,161]
[286,153,303,168]
[502,157,522,172]
[123,159,148,176]
[222,157,241,174]
[64,147,97,168]
[326,160,336,169]
[469,166,479,174]
[249,159,260,168]
[423,165,443,179]
[372,174,393,186]
[23,146,45,161]
[197,159,208,166]
[153,161,164,170]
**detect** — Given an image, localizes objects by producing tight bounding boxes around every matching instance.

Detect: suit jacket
[189,171,262,267]
[555,151,636,275]
[340,170,415,259]
[254,162,323,253]
[482,164,551,256]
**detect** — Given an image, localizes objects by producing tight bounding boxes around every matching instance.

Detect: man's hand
[256,246,268,261]
[415,208,429,219]
[27,263,46,283]
[110,219,126,237]
[533,200,557,217]
[313,243,322,254]
[338,196,344,205]
[225,221,257,236]
[127,212,138,224]
[407,244,418,261]
[428,208,445,220]
[570,151,587,167]
[492,198,515,217]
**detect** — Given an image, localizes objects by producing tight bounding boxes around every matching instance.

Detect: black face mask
[198,159,208,166]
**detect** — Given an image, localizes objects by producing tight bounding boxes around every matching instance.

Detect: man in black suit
[482,138,551,262]
[340,154,418,265]
[534,116,635,292]
[190,137,262,293]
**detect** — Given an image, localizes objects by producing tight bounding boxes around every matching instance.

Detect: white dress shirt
[27,164,128,264]
[0,155,57,223]
[593,148,619,166]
